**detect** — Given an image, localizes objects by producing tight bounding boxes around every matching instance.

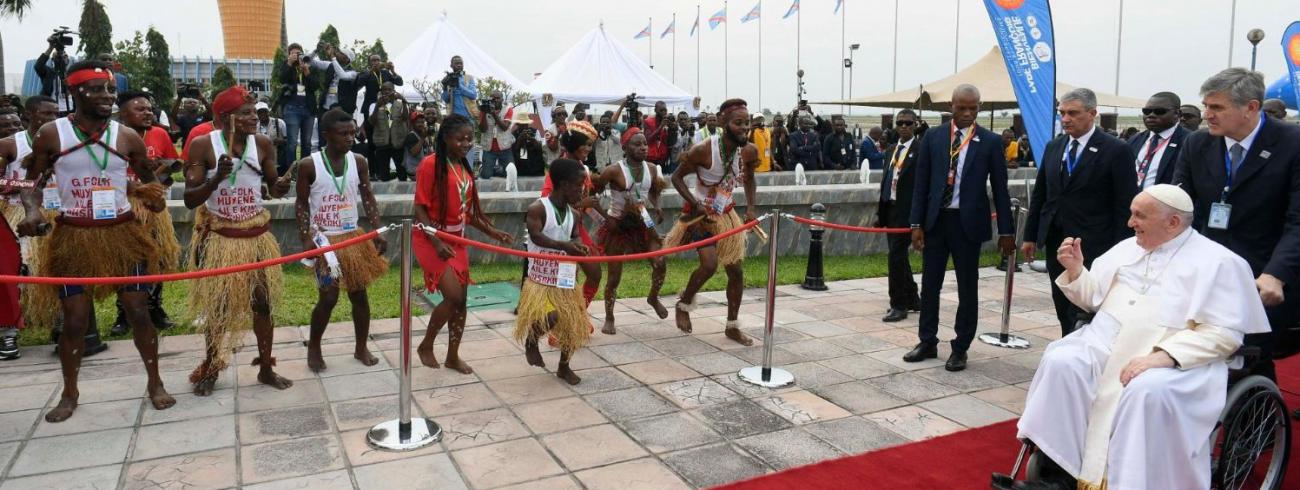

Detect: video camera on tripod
[47,27,76,51]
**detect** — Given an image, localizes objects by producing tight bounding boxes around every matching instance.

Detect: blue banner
[982,0,1055,166]
[1283,22,1300,111]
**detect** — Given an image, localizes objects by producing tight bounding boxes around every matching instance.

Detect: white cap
[255,101,270,111]
[1144,184,1194,213]
[336,46,355,61]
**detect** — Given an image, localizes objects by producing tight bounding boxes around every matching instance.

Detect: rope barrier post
[800,203,828,291]
[368,219,443,451]
[739,210,795,388]
[979,199,1030,349]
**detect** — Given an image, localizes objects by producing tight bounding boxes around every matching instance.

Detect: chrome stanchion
[979,199,1030,349]
[368,219,442,451]
[739,211,795,388]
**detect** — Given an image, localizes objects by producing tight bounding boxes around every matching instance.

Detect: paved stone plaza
[0,267,1062,489]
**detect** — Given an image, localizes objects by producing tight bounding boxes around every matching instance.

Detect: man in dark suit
[1127,92,1190,189]
[1173,68,1300,381]
[877,109,922,322]
[356,54,404,127]
[1022,88,1139,336]
[907,84,1016,371]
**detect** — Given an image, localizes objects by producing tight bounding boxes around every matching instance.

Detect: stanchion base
[978,332,1031,349]
[366,418,442,452]
[738,366,795,388]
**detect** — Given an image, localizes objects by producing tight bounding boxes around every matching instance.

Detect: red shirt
[643,116,668,163]
[414,154,473,228]
[144,126,179,160]
[180,121,215,162]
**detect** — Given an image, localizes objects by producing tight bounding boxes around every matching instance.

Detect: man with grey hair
[1023,87,1139,336]
[1262,98,1289,121]
[999,184,1270,490]
[1174,67,1300,381]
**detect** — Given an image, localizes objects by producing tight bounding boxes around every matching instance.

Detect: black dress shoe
[906,303,920,312]
[945,350,968,371]
[902,343,938,362]
[881,308,908,322]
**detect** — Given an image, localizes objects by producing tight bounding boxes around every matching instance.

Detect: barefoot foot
[725,327,754,346]
[525,341,545,367]
[557,365,581,385]
[354,347,379,366]
[417,343,440,368]
[44,396,78,422]
[258,370,293,390]
[193,376,217,397]
[675,303,694,334]
[307,345,326,372]
[601,318,617,335]
[148,383,176,410]
[648,298,669,319]
[444,356,474,375]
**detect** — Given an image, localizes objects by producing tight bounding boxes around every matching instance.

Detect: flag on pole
[661,18,676,38]
[691,13,700,36]
[834,0,843,14]
[742,2,761,22]
[634,22,652,39]
[783,0,800,19]
[709,7,727,30]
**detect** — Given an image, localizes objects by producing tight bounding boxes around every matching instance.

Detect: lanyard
[212,131,248,186]
[548,199,571,231]
[70,123,114,177]
[1222,114,1265,200]
[23,131,33,149]
[891,142,911,171]
[625,161,646,201]
[949,123,976,161]
[321,151,349,197]
[449,163,470,218]
[1136,133,1173,185]
[1065,141,1081,176]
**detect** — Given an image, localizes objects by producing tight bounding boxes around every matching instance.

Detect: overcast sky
[1,0,1295,114]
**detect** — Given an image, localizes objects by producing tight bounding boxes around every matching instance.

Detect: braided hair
[433,114,487,224]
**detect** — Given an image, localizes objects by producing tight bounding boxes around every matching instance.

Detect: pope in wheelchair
[997,185,1271,490]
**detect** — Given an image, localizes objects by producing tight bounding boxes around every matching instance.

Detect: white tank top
[526,197,576,286]
[204,130,264,221]
[690,135,743,214]
[4,130,33,205]
[609,160,657,218]
[308,150,362,236]
[53,118,131,219]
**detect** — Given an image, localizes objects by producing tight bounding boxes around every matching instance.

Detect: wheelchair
[992,320,1291,490]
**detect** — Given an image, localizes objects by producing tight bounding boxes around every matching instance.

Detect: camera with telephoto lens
[177,83,201,99]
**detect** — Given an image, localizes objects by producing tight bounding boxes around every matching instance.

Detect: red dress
[0,214,20,328]
[412,154,475,292]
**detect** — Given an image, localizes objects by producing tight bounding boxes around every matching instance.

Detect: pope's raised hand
[1057,237,1084,277]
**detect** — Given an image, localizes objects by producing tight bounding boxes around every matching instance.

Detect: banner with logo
[982,0,1055,165]
[1284,22,1300,110]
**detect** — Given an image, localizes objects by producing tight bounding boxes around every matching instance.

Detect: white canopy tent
[529,24,699,128]
[392,14,529,103]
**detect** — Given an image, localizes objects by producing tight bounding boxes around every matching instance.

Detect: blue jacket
[789,129,822,168]
[440,74,479,119]
[859,138,885,169]
[909,123,1014,243]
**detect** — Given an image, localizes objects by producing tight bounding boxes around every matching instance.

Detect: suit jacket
[1173,116,1300,285]
[859,138,885,169]
[357,69,404,121]
[879,139,919,226]
[789,130,822,167]
[909,124,1014,242]
[1024,130,1138,260]
[1126,125,1189,187]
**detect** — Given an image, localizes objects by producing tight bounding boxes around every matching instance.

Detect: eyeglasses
[1141,107,1172,116]
[896,120,916,127]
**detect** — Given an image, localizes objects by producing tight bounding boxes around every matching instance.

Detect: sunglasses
[896,120,916,127]
[1141,107,1172,116]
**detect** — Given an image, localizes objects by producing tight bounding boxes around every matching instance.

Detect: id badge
[338,202,358,232]
[1208,202,1232,230]
[840,148,847,156]
[556,262,577,289]
[91,186,116,220]
[328,85,339,96]
[296,84,307,96]
[42,184,61,210]
[639,206,656,229]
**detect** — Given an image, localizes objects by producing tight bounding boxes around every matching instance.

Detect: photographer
[403,111,434,178]
[477,90,514,179]
[35,31,74,113]
[171,87,210,144]
[256,102,289,171]
[358,54,404,126]
[511,123,546,177]
[369,82,411,182]
[438,55,477,119]
[593,109,627,170]
[641,99,670,165]
[311,43,358,114]
[276,43,317,162]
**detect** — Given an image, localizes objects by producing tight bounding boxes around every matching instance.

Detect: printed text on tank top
[694,136,742,215]
[54,118,131,219]
[526,198,577,288]
[611,160,654,218]
[310,150,360,235]
[4,131,33,206]
[205,130,263,221]
[212,129,252,186]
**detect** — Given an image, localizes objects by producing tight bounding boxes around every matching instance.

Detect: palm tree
[0,0,34,94]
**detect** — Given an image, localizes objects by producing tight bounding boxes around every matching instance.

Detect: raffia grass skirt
[0,201,58,328]
[326,230,389,292]
[128,194,181,273]
[188,207,283,375]
[662,209,747,266]
[513,278,590,354]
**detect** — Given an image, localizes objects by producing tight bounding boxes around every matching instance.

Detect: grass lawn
[18,251,1010,346]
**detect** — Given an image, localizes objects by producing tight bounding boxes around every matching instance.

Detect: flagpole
[840,0,846,116]
[953,0,961,74]
[697,4,702,95]
[673,13,677,84]
[649,17,654,69]
[891,0,899,92]
[759,0,763,111]
[725,0,730,99]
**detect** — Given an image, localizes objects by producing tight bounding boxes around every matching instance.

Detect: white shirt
[1225,114,1264,156]
[1061,126,1096,164]
[1137,125,1177,189]
[947,124,975,209]
[886,137,913,201]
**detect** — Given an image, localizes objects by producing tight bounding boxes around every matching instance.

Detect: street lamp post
[846,43,860,117]
[1248,28,1266,71]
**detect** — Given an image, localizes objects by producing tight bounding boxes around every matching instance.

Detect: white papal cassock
[1017,227,1270,490]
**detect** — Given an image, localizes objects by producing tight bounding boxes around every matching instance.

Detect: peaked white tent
[529,24,698,125]
[393,15,528,102]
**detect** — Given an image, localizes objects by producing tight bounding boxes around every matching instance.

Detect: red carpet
[717,358,1300,490]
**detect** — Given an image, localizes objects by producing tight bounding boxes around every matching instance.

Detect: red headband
[212,86,254,119]
[621,126,642,146]
[67,68,114,87]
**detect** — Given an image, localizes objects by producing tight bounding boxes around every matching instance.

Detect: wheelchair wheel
[1211,375,1291,490]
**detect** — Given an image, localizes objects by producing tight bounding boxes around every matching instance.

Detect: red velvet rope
[423,218,762,263]
[0,227,388,285]
[785,215,911,234]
